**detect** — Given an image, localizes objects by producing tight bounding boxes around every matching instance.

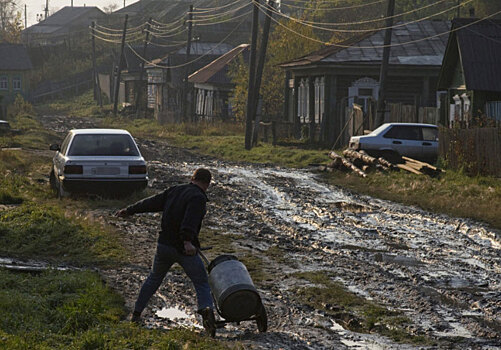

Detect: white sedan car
[348,123,439,163]
[49,129,148,197]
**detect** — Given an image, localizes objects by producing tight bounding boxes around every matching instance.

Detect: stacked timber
[319,150,442,177]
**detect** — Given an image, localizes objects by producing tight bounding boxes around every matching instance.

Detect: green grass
[0,202,127,267]
[35,90,113,118]
[0,269,233,350]
[292,271,431,345]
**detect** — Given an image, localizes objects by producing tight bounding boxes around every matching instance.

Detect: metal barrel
[208,255,261,322]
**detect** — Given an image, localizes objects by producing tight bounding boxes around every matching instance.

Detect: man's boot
[130,310,142,324]
[198,307,216,338]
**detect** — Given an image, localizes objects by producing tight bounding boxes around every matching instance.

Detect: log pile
[319,150,443,177]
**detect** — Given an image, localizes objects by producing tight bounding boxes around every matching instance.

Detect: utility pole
[113,14,128,116]
[135,18,151,116]
[245,0,259,150]
[91,22,102,107]
[24,4,27,29]
[44,0,49,19]
[375,0,395,127]
[71,0,73,7]
[457,0,461,18]
[251,0,274,145]
[181,5,193,123]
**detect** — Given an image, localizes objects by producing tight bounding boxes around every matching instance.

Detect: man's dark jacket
[125,183,208,252]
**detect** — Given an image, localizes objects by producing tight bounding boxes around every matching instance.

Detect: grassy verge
[0,269,231,350]
[292,271,432,345]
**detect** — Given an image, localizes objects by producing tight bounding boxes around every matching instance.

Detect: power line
[188,2,251,22]
[257,5,501,49]
[280,0,384,10]
[190,10,253,26]
[127,17,246,69]
[191,0,247,13]
[281,0,450,26]
[255,0,473,33]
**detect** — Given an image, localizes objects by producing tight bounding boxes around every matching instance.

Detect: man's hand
[115,209,131,217]
[183,241,197,256]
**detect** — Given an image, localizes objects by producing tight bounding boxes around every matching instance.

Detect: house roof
[188,44,249,84]
[0,44,33,70]
[280,20,450,69]
[438,18,501,92]
[24,6,105,34]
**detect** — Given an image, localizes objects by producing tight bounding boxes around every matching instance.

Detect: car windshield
[68,134,140,156]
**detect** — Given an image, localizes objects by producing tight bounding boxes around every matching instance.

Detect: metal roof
[0,44,33,70]
[281,20,450,68]
[23,7,105,34]
[455,18,501,92]
[176,42,234,56]
[188,44,249,84]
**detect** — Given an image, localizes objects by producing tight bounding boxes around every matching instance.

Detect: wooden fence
[439,127,501,176]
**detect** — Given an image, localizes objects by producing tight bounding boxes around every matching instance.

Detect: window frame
[0,76,8,90]
[12,76,22,90]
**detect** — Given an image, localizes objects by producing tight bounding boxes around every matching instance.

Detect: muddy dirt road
[42,116,500,349]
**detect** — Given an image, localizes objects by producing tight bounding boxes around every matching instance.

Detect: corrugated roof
[454,18,501,92]
[0,44,33,70]
[24,6,105,34]
[281,20,450,68]
[176,42,234,56]
[188,43,249,84]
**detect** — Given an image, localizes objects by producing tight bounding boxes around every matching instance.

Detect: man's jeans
[134,243,213,313]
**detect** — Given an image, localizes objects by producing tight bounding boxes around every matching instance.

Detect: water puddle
[156,306,190,320]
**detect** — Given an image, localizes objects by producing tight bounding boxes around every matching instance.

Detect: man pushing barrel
[116,168,217,337]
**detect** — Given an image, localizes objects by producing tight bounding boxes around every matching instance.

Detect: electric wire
[127,17,246,69]
[254,0,473,33]
[148,23,185,35]
[191,0,247,13]
[146,27,187,38]
[280,0,384,10]
[190,9,253,26]
[281,0,450,26]
[151,17,186,28]
[187,1,251,21]
[147,40,187,48]
[255,4,501,49]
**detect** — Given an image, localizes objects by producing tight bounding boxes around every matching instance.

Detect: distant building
[0,43,33,117]
[437,18,501,127]
[22,6,106,46]
[146,42,234,122]
[279,20,450,146]
[188,44,249,120]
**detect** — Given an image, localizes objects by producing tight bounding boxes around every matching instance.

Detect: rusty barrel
[208,255,261,322]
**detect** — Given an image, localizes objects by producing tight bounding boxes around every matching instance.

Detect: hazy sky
[20,0,139,26]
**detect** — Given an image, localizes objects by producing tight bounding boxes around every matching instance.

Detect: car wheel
[56,178,69,199]
[49,169,57,192]
[380,150,401,164]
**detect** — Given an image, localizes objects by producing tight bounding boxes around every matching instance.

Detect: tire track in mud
[39,116,500,349]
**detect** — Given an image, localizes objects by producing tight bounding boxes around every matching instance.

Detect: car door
[54,133,72,178]
[420,126,439,161]
[382,125,423,158]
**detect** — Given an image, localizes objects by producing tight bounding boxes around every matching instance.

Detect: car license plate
[93,167,120,175]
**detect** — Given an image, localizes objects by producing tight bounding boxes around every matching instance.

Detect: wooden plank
[397,163,423,175]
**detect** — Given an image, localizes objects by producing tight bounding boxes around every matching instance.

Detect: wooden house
[145,42,234,123]
[188,44,249,121]
[279,20,450,146]
[0,44,33,117]
[22,6,106,46]
[437,18,501,127]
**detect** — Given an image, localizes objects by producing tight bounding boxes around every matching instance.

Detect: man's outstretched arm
[116,188,172,217]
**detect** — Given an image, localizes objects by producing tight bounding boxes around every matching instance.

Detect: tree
[0,0,22,43]
[229,18,321,121]
[103,3,118,14]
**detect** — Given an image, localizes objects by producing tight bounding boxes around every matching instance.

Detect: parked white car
[348,123,439,163]
[49,129,148,197]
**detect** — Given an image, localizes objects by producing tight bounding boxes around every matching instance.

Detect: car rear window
[68,134,140,156]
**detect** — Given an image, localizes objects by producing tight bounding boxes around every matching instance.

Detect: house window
[486,101,501,122]
[297,78,309,123]
[12,77,21,90]
[0,76,7,90]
